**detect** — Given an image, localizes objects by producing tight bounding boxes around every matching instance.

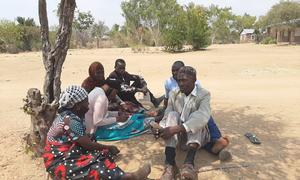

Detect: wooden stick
[197,162,253,173]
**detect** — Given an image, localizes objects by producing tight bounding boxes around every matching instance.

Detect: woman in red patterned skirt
[43,85,151,180]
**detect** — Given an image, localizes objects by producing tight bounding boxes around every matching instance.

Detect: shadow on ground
[102,106,299,179]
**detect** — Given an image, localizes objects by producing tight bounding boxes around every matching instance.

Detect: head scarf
[82,62,105,93]
[59,85,88,110]
[89,62,104,80]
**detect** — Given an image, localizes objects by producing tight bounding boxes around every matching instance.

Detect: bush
[131,44,149,53]
[111,33,129,48]
[186,4,211,50]
[162,6,187,52]
[6,44,20,54]
[261,36,277,44]
[0,39,6,53]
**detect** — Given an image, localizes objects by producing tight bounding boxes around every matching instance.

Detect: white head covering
[59,85,88,110]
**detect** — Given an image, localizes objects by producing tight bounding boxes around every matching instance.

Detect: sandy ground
[0,44,299,179]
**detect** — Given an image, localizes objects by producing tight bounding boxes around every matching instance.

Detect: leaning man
[158,66,230,180]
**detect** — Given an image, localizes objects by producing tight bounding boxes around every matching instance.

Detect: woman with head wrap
[82,62,105,93]
[43,85,151,180]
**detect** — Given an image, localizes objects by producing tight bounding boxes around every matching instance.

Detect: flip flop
[245,132,261,144]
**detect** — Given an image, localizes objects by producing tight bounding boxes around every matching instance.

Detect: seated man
[156,66,230,180]
[109,58,163,108]
[164,60,201,108]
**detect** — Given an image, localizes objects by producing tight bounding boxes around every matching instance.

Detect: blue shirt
[164,77,201,98]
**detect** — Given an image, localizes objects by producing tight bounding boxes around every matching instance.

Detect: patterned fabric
[59,86,88,110]
[47,111,85,142]
[44,110,125,180]
[95,114,153,141]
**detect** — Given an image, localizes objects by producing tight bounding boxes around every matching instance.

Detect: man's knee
[165,111,180,127]
[168,111,180,119]
[167,111,180,123]
[187,143,199,150]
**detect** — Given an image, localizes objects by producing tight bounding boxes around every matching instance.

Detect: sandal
[245,132,261,144]
[180,164,197,180]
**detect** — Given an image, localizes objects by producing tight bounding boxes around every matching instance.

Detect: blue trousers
[203,116,222,154]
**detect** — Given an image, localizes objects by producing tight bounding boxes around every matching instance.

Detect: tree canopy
[257,1,300,28]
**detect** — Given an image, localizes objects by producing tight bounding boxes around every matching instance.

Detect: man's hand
[117,111,130,122]
[141,86,148,94]
[108,145,120,156]
[145,110,158,117]
[160,125,185,140]
[136,87,148,94]
[116,113,129,122]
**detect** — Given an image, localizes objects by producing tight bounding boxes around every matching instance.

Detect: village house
[267,18,300,45]
[240,29,256,43]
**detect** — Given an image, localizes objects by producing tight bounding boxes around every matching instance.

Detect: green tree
[0,20,22,53]
[162,5,187,52]
[235,13,256,34]
[186,3,210,50]
[121,0,179,47]
[207,5,237,44]
[121,0,143,45]
[256,1,300,29]
[108,24,129,48]
[139,0,179,46]
[268,1,299,25]
[16,17,40,51]
[73,10,95,47]
[91,21,109,48]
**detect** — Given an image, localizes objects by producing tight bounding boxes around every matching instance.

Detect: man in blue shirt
[164,61,201,108]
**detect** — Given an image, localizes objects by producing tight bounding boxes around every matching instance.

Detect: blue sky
[0,0,280,28]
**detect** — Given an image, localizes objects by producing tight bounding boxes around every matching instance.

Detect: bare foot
[211,136,230,154]
[132,163,151,180]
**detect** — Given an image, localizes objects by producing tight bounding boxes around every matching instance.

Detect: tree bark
[24,0,76,157]
[23,88,58,157]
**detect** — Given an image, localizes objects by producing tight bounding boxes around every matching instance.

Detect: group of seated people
[43,59,231,180]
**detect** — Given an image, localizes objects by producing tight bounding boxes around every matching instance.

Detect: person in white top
[85,79,129,134]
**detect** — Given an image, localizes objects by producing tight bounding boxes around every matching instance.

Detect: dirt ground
[0,44,299,180]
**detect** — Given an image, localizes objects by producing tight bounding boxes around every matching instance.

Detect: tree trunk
[96,37,100,48]
[23,88,58,157]
[24,0,76,157]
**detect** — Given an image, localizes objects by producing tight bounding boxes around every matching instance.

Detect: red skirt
[43,141,124,180]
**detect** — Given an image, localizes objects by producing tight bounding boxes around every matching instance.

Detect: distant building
[240,29,256,43]
[267,18,300,45]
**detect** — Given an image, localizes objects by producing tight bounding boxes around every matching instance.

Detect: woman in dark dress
[43,85,151,180]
